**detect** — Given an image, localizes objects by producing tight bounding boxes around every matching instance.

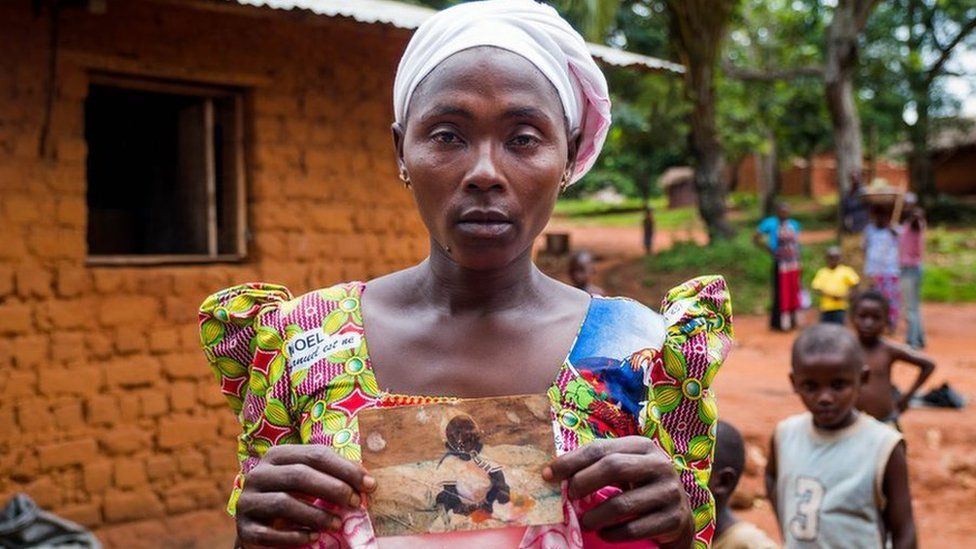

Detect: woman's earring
[399,169,411,188]
[559,171,571,192]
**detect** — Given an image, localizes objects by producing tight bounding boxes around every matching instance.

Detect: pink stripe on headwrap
[393,0,612,185]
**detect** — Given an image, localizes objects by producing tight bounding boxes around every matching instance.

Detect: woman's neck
[415,242,546,314]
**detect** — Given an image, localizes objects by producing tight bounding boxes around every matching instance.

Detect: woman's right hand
[235,445,376,548]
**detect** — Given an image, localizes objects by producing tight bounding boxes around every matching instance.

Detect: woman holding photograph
[199,1,732,547]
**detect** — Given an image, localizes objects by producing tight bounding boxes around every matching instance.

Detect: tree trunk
[728,155,744,192]
[688,65,735,241]
[637,173,651,205]
[908,92,936,203]
[760,131,780,216]
[802,151,815,198]
[667,0,737,242]
[905,0,937,205]
[866,124,878,184]
[824,0,876,197]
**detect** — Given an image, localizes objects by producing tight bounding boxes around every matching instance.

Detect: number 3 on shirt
[790,476,825,541]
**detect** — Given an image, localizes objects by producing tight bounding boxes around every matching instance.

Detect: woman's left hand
[543,436,694,548]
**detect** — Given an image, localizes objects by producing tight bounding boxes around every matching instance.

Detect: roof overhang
[224,0,684,74]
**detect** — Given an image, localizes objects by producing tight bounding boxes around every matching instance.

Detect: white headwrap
[393,0,612,185]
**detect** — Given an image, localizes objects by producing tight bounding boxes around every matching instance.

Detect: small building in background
[929,126,976,195]
[660,166,697,208]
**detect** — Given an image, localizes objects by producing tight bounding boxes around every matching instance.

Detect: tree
[724,0,880,200]
[900,0,976,203]
[578,69,690,200]
[823,0,880,195]
[665,0,739,241]
[720,0,831,212]
[572,1,690,201]
[559,0,623,42]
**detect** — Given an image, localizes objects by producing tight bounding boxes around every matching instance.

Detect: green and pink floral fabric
[199,276,732,548]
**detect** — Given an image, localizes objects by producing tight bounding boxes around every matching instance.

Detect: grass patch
[642,232,831,315]
[920,227,976,302]
[554,198,704,231]
[553,197,646,217]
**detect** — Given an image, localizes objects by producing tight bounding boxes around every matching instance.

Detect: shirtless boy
[850,289,936,429]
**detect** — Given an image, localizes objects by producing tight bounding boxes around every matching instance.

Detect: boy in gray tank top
[765,324,917,548]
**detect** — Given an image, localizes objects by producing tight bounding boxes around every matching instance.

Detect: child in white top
[765,324,917,548]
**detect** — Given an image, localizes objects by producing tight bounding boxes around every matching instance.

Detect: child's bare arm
[882,441,917,549]
[764,434,779,529]
[891,343,936,413]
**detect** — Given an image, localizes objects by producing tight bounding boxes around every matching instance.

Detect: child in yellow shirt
[811,246,860,324]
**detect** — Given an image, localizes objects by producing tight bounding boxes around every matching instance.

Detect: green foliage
[558,0,623,42]
[860,0,976,171]
[562,1,691,199]
[921,227,976,302]
[922,265,976,303]
[645,232,764,315]
[721,0,831,163]
[926,195,976,226]
[399,0,976,212]
[571,70,691,198]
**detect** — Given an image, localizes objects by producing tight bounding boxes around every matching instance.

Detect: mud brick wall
[933,145,976,195]
[734,152,908,197]
[0,1,427,542]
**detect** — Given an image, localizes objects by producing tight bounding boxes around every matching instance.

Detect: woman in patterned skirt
[754,202,802,331]
[199,2,732,548]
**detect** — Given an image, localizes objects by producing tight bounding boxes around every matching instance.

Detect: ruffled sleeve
[199,282,297,515]
[644,275,733,548]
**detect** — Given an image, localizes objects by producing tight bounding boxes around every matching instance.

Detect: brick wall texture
[0,1,427,545]
[931,145,976,195]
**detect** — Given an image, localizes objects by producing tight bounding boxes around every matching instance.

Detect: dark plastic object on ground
[920,382,967,409]
[0,494,101,549]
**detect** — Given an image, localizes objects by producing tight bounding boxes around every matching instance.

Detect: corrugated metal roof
[586,42,684,74]
[229,0,684,74]
[233,0,434,29]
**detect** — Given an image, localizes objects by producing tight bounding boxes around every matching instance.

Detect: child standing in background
[568,250,604,296]
[710,421,778,549]
[642,205,655,255]
[811,246,860,324]
[863,206,901,330]
[899,195,926,348]
[851,290,936,430]
[766,324,917,548]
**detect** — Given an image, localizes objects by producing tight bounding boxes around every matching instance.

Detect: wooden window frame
[85,73,248,266]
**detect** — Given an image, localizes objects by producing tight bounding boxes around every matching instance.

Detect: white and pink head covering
[393,0,612,185]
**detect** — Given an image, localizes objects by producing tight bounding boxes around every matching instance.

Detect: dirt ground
[543,221,976,547]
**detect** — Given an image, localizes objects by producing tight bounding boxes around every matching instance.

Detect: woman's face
[395,47,578,270]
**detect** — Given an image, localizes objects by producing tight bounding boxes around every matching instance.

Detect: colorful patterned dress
[864,223,902,328]
[199,276,733,548]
